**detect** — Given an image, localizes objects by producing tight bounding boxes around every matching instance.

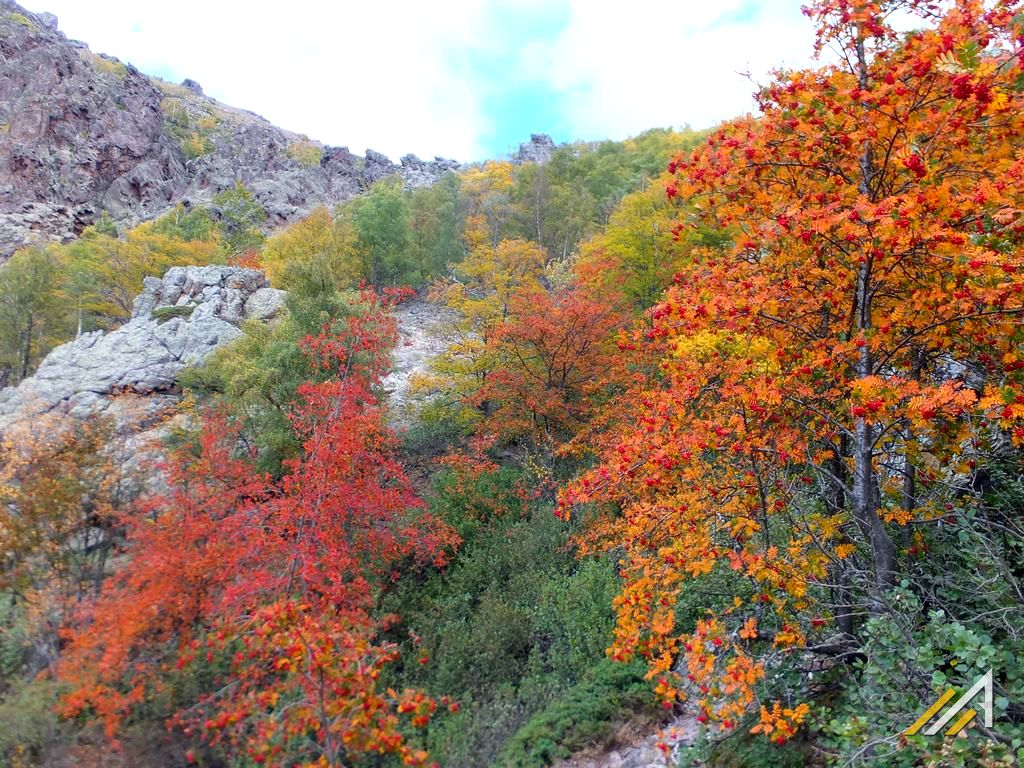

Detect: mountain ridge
[0,0,467,257]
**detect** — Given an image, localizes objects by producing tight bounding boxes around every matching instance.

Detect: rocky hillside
[0,0,461,257]
[0,264,283,426]
[0,265,285,490]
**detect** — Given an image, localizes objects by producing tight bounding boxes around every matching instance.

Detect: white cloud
[523,0,817,140]
[20,0,495,160]
[19,1,819,160]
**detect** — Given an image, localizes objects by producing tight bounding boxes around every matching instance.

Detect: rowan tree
[60,291,458,766]
[560,0,1024,744]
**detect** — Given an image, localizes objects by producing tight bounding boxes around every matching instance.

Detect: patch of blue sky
[447,0,574,158]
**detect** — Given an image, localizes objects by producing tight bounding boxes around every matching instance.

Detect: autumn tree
[459,161,518,251]
[0,415,128,669]
[66,219,220,327]
[260,205,359,293]
[574,182,683,311]
[561,0,1024,748]
[473,286,625,458]
[428,238,548,426]
[60,291,457,766]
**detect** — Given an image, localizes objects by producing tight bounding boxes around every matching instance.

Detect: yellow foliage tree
[460,161,516,251]
[429,238,548,421]
[0,413,131,668]
[260,206,358,292]
[574,182,680,310]
[67,221,221,326]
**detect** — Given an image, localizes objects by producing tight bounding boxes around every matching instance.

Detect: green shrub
[5,11,35,29]
[287,139,323,168]
[0,678,67,766]
[809,479,1024,768]
[81,50,126,80]
[378,466,638,767]
[161,99,190,129]
[181,131,213,160]
[399,403,468,458]
[497,659,656,767]
[424,686,544,768]
[151,305,195,323]
[702,735,810,768]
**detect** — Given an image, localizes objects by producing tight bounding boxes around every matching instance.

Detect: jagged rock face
[0,265,284,430]
[0,1,184,256]
[0,1,461,257]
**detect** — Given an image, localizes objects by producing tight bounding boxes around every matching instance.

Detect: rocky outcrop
[0,1,461,257]
[0,265,284,430]
[0,1,184,256]
[514,133,557,164]
[554,713,698,768]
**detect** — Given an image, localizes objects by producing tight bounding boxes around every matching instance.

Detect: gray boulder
[180,78,203,95]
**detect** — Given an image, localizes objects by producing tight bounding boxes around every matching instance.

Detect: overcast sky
[21,1,817,162]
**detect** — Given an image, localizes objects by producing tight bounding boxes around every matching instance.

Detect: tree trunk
[850,26,898,602]
[19,313,33,380]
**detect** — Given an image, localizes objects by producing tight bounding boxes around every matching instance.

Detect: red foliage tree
[60,290,457,766]
[473,286,626,457]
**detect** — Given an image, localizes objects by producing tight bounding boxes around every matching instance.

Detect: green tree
[0,247,71,383]
[407,173,464,282]
[151,204,219,243]
[212,182,266,255]
[347,178,413,286]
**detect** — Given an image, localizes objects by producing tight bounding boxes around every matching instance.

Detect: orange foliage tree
[0,414,129,673]
[473,286,625,457]
[560,0,1024,742]
[60,290,458,766]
